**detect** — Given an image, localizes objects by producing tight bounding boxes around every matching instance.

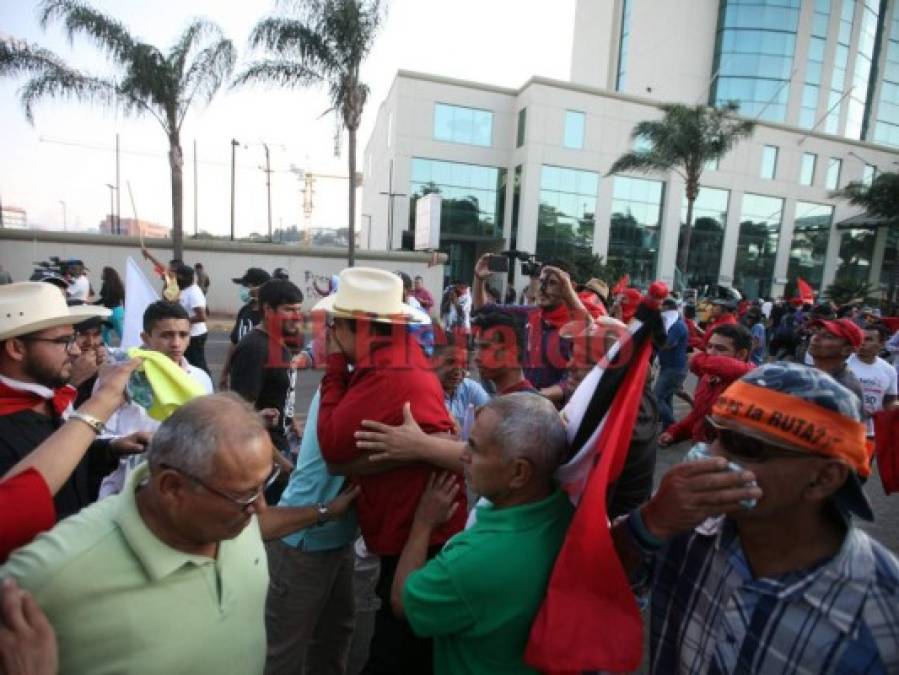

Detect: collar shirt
[643,517,899,674]
[444,378,490,426]
[1,463,268,675]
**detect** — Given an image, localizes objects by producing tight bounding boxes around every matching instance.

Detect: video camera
[29,256,65,281]
[501,250,542,278]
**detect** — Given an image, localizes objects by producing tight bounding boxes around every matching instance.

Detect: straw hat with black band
[0,282,111,341]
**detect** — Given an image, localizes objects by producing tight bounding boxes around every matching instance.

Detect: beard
[23,351,71,389]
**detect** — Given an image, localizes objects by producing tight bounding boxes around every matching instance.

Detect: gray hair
[146,393,268,480]
[479,393,566,479]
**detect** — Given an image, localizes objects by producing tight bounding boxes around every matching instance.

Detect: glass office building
[734,194,784,298]
[680,187,730,288]
[536,165,599,262]
[788,201,834,288]
[608,176,665,287]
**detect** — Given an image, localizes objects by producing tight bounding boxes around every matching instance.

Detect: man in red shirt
[472,308,538,396]
[315,267,464,675]
[659,323,754,447]
[702,298,738,349]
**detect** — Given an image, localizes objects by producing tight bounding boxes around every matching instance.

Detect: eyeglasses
[161,463,281,511]
[18,334,79,354]
[706,418,816,464]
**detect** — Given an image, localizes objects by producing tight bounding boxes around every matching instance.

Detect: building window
[799,152,817,186]
[846,0,881,139]
[516,108,527,148]
[836,227,877,285]
[433,103,493,147]
[536,165,599,263]
[872,7,899,147]
[826,0,855,134]
[788,201,833,289]
[563,110,586,149]
[679,187,730,288]
[760,145,778,179]
[616,0,631,91]
[734,193,784,299]
[409,157,506,241]
[711,0,801,122]
[608,176,666,287]
[386,112,393,148]
[825,157,842,190]
[705,157,720,171]
[863,163,877,186]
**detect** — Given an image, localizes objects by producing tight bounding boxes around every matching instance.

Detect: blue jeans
[655,367,687,430]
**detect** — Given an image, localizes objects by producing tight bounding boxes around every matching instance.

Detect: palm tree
[234,0,387,267]
[0,0,235,261]
[607,102,754,286]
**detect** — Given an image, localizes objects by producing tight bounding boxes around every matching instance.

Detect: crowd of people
[0,250,897,674]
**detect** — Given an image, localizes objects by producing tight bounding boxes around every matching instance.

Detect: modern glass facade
[433,103,493,146]
[536,165,599,262]
[847,0,881,139]
[616,0,631,91]
[712,0,801,122]
[734,193,784,298]
[511,165,522,252]
[826,157,842,189]
[608,176,665,287]
[761,145,778,179]
[827,0,855,134]
[788,201,834,288]
[873,6,899,147]
[836,227,877,284]
[680,187,730,288]
[563,110,586,149]
[800,152,817,185]
[800,0,831,129]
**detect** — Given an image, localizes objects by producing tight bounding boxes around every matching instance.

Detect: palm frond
[0,38,68,78]
[232,59,323,89]
[607,151,672,177]
[177,37,236,127]
[168,18,222,80]
[39,0,134,62]
[21,69,117,123]
[831,172,899,220]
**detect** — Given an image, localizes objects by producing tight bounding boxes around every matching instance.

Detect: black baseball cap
[232,268,271,286]
[272,267,289,280]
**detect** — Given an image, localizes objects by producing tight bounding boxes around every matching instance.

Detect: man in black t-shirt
[229,279,303,458]
[219,268,271,390]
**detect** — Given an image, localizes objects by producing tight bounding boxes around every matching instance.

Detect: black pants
[362,549,440,675]
[185,333,209,375]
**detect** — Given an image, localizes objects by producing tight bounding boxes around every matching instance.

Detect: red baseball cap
[810,318,864,348]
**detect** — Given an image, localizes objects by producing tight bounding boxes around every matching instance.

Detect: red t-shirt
[0,468,55,561]
[318,334,465,556]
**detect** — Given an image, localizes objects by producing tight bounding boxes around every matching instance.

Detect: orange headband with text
[712,381,869,476]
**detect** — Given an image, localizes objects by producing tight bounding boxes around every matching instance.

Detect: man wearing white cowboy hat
[315,267,465,675]
[0,282,146,520]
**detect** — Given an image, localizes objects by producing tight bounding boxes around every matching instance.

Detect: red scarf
[0,380,77,417]
[541,292,607,329]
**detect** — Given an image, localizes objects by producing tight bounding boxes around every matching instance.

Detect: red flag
[796,277,815,305]
[525,319,654,672]
[611,274,629,296]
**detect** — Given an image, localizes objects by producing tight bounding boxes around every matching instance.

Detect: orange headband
[712,381,869,476]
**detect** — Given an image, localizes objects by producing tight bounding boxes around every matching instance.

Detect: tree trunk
[169,133,184,262]
[347,125,357,268]
[677,179,698,284]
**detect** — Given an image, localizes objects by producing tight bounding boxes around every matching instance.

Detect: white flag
[122,257,159,350]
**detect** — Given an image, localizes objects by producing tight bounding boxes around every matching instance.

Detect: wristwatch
[315,502,330,527]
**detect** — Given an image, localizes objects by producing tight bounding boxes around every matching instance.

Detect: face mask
[239,287,252,303]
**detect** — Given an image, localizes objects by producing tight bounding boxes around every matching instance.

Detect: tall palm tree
[0,0,235,261]
[608,102,754,286]
[235,0,387,267]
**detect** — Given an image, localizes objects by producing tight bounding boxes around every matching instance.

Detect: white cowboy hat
[0,282,111,341]
[312,267,419,323]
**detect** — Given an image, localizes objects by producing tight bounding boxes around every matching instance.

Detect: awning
[836,213,896,230]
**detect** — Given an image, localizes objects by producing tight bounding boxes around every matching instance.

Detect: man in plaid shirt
[612,362,899,674]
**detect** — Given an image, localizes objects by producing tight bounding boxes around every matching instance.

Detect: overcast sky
[0,0,574,237]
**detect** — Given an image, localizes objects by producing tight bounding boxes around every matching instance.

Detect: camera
[499,250,542,277]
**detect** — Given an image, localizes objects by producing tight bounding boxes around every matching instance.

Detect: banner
[122,256,159,350]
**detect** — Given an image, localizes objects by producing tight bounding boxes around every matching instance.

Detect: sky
[0,0,575,238]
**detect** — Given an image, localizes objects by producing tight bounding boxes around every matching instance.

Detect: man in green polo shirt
[0,393,358,674]
[391,392,574,675]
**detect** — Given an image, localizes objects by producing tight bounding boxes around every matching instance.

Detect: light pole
[262,142,273,242]
[58,200,67,231]
[105,184,115,233]
[230,138,239,241]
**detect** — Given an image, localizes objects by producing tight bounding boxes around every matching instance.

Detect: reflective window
[517,108,526,148]
[761,145,778,179]
[836,227,877,285]
[536,165,599,263]
[734,193,784,299]
[825,157,842,190]
[705,156,720,171]
[433,103,493,147]
[563,110,586,149]
[409,158,506,241]
[863,163,876,186]
[845,0,880,139]
[607,176,665,287]
[788,201,833,288]
[873,2,899,146]
[826,0,855,134]
[800,1,829,130]
[800,152,817,185]
[679,187,730,288]
[616,0,631,91]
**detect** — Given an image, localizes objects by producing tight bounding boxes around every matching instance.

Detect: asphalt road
[204,328,899,556]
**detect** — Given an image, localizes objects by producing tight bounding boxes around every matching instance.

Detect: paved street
[204,328,899,556]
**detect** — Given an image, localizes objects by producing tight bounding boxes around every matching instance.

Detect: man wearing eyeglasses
[612,362,899,674]
[1,393,359,675]
[0,283,146,520]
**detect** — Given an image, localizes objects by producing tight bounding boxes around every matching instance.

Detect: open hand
[0,578,57,675]
[92,358,142,411]
[413,472,461,528]
[327,484,362,520]
[356,402,427,462]
[111,431,152,455]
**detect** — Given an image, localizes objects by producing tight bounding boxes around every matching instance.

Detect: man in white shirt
[99,301,213,496]
[847,324,898,437]
[64,260,91,302]
[175,264,209,374]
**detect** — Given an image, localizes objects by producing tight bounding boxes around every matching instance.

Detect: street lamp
[230,138,240,241]
[104,184,116,234]
[58,200,67,231]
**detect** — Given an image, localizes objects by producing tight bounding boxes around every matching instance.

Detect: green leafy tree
[235,0,386,267]
[607,102,754,283]
[0,0,235,261]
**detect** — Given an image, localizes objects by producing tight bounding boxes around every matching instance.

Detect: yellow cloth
[127,348,205,421]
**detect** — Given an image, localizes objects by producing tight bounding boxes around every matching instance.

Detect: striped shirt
[643,517,899,674]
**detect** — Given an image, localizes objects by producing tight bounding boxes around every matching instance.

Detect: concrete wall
[0,230,446,316]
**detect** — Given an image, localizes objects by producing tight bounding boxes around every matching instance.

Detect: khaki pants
[264,540,356,675]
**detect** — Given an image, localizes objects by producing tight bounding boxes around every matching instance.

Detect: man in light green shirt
[1,393,358,675]
[392,393,574,675]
